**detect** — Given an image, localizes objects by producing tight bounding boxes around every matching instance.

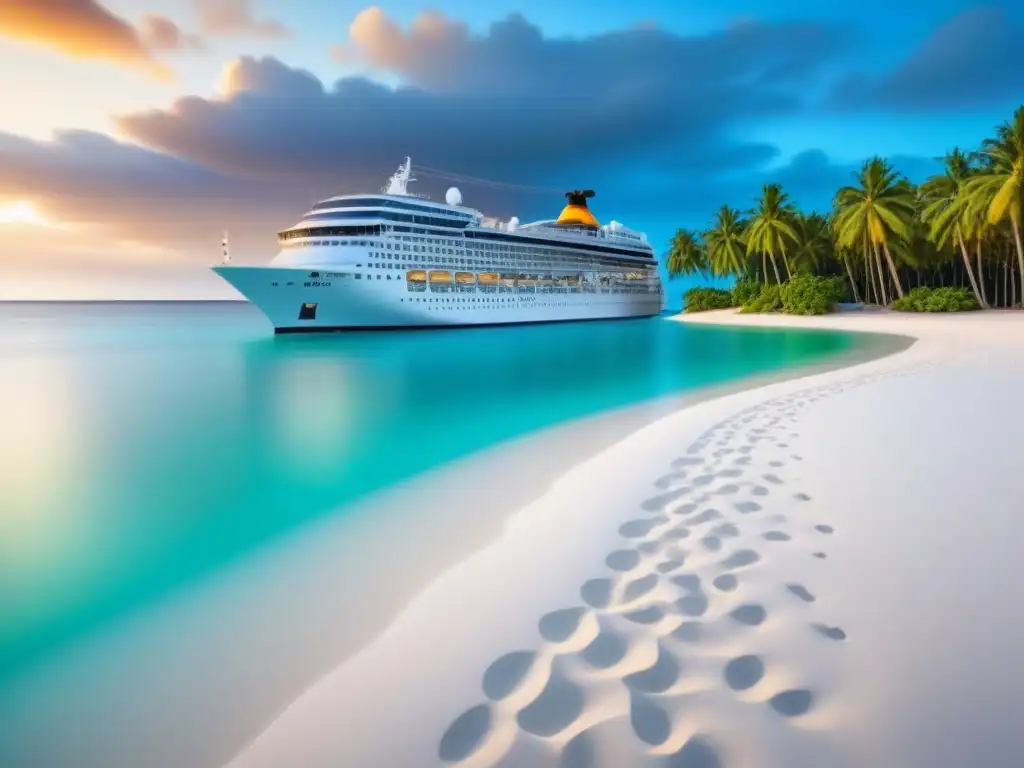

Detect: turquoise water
[0,301,859,683]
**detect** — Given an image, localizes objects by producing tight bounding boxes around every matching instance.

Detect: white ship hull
[215,266,663,332]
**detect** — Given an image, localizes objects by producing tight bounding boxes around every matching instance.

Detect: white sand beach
[221,309,1024,768]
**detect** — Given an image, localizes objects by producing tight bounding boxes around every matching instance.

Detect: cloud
[194,0,289,39]
[140,14,204,52]
[0,129,301,263]
[114,9,844,212]
[0,0,172,77]
[830,6,1024,111]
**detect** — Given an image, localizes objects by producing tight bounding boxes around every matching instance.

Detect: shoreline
[221,314,935,768]
[229,309,1024,767]
[0,321,902,768]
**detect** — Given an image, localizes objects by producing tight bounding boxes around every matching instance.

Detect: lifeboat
[428,270,452,284]
[455,272,475,285]
[477,272,499,285]
[406,270,427,282]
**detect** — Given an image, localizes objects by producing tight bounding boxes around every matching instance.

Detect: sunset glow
[0,201,51,227]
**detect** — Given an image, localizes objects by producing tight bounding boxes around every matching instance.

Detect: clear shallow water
[0,302,861,683]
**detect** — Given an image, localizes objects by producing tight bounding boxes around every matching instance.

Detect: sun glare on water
[0,201,51,227]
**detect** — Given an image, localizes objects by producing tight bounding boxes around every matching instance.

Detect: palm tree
[833,157,913,301]
[666,228,707,278]
[964,106,1024,304]
[746,183,797,283]
[791,212,832,275]
[703,206,748,277]
[920,148,987,307]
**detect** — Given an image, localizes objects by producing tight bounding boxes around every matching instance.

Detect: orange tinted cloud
[195,0,289,39]
[0,0,173,79]
[141,14,204,52]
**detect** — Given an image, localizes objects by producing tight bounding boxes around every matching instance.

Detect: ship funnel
[555,189,599,228]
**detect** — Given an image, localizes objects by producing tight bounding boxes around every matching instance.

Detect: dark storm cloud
[831,6,1024,111]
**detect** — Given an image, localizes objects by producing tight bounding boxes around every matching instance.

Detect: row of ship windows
[327,273,660,293]
[279,227,653,260]
[281,239,652,272]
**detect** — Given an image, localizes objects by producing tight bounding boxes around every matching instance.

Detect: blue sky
[0,0,1021,300]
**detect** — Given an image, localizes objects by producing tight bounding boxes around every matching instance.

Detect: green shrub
[682,286,735,313]
[740,284,783,313]
[892,286,979,312]
[780,275,844,315]
[731,277,762,307]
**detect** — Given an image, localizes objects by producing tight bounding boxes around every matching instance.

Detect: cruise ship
[213,159,663,331]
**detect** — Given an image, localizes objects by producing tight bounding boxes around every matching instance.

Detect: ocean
[0,300,863,762]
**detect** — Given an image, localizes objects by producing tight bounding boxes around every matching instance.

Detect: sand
[0,331,897,768]
[224,309,1024,768]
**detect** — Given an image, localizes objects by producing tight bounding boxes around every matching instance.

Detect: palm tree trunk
[843,256,861,303]
[976,239,987,306]
[1011,215,1024,309]
[864,245,876,304]
[768,253,781,284]
[761,253,768,284]
[781,248,793,280]
[1004,258,1009,308]
[880,240,904,298]
[956,232,986,308]
[871,241,889,305]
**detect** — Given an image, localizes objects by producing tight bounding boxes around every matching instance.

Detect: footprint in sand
[734,500,762,514]
[638,540,663,555]
[671,621,702,643]
[438,704,491,762]
[720,549,761,570]
[620,516,668,538]
[581,578,613,609]
[581,630,628,669]
[629,692,672,745]
[768,689,814,717]
[815,524,835,535]
[672,502,698,517]
[702,535,722,552]
[517,668,585,736]
[762,474,783,485]
[751,486,769,497]
[812,551,828,559]
[716,484,741,495]
[624,643,680,693]
[675,592,710,618]
[622,573,659,603]
[482,651,536,701]
[642,489,692,513]
[712,574,738,592]
[605,549,641,572]
[724,654,765,691]
[717,468,743,478]
[787,584,816,603]
[794,492,812,501]
[539,607,587,642]
[665,526,692,541]
[730,603,768,626]
[624,605,666,625]
[672,457,705,469]
[763,531,791,542]
[653,474,685,491]
[657,558,686,574]
[688,508,722,526]
[813,623,847,641]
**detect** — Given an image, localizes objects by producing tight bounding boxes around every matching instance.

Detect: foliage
[731,277,762,306]
[703,206,748,277]
[779,275,845,315]
[667,104,1023,311]
[682,286,735,312]
[740,284,783,313]
[666,229,707,278]
[891,286,980,312]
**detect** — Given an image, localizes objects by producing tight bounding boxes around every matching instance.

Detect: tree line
[666,105,1024,309]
